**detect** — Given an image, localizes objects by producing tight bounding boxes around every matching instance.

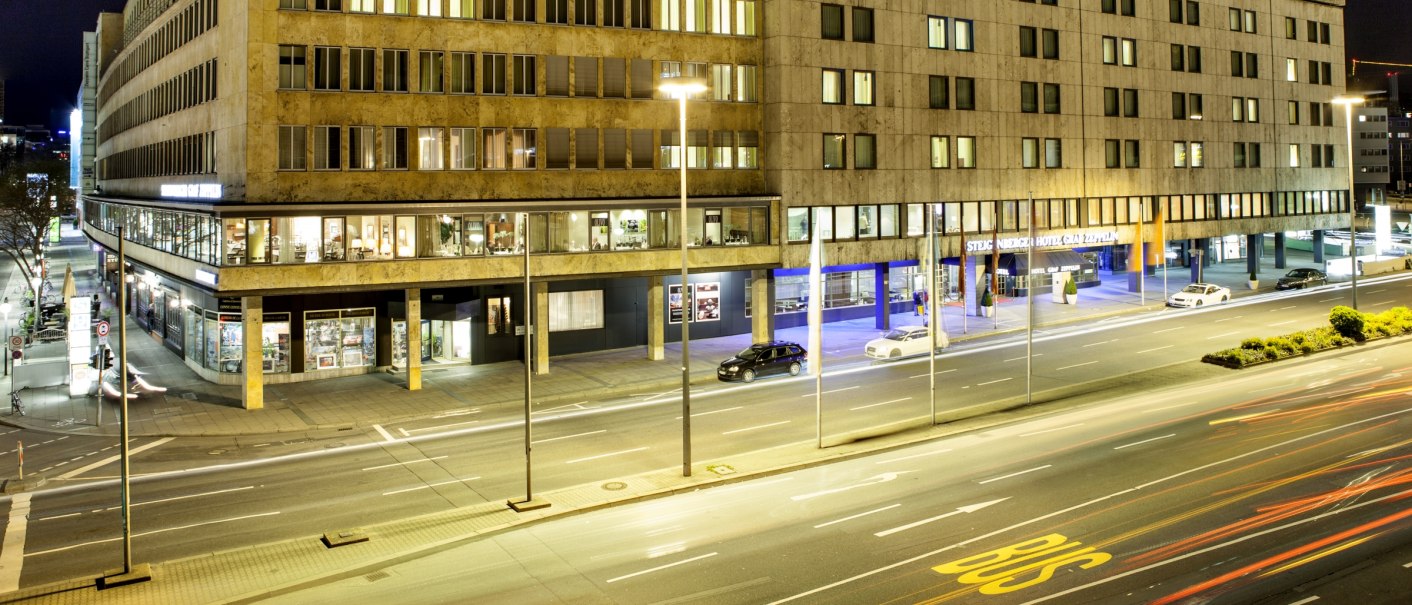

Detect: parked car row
[721,268,1333,382]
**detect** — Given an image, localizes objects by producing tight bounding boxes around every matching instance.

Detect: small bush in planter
[980,289,994,307]
[1329,305,1365,340]
[1249,271,1258,282]
[1064,278,1078,297]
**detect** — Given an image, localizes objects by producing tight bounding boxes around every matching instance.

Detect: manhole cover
[706,464,736,476]
[602,481,627,491]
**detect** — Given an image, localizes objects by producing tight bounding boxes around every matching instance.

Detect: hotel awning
[1005,250,1093,275]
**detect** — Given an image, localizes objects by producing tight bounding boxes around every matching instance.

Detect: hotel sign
[160,183,222,199]
[965,231,1119,254]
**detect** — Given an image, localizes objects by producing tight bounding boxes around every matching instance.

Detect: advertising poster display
[694,282,720,322]
[668,284,687,324]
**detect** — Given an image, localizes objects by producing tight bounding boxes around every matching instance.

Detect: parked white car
[865,325,949,360]
[1166,283,1231,308]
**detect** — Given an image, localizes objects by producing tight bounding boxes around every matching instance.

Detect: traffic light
[90,348,113,371]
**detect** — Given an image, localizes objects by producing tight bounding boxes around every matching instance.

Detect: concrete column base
[534,282,549,375]
[406,288,422,391]
[647,276,664,360]
[507,498,552,512]
[99,563,154,589]
[241,296,264,410]
[751,270,774,343]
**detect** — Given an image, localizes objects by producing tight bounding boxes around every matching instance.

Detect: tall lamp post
[660,76,707,478]
[1333,95,1365,309]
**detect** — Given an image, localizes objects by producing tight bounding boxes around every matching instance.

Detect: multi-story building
[1352,106,1389,203]
[83,0,1352,409]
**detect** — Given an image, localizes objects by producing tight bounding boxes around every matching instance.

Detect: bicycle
[10,391,23,417]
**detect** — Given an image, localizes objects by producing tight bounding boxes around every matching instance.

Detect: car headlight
[726,367,738,373]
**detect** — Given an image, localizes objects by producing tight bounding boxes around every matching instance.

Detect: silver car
[1166,283,1231,308]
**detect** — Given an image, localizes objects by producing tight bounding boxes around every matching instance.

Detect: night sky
[0,0,1407,131]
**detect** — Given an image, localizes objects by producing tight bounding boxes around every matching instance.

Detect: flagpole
[809,220,823,448]
[1027,194,1034,404]
[928,203,938,424]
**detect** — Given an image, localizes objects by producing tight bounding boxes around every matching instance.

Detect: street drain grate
[181,393,198,400]
[151,407,180,416]
[364,571,390,583]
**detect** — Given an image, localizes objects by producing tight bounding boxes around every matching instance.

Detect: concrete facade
[82,0,1355,404]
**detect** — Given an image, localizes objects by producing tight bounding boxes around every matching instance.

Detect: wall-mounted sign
[194,268,218,287]
[668,282,723,324]
[965,232,1119,254]
[160,183,222,199]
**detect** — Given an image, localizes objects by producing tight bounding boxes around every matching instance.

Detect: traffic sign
[7,335,21,351]
[98,334,108,347]
[96,321,110,337]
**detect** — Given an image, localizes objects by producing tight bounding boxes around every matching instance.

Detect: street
[1,273,1410,598]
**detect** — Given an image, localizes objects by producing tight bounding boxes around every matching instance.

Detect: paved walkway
[0,228,1346,439]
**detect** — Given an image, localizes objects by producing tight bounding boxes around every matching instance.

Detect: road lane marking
[1141,401,1200,413]
[566,447,649,464]
[977,378,1013,386]
[874,499,1009,537]
[26,511,282,557]
[1136,345,1173,354]
[911,368,958,379]
[398,428,411,437]
[1205,331,1239,340]
[0,494,32,592]
[133,486,256,507]
[372,424,396,442]
[1056,361,1097,371]
[1018,424,1084,437]
[533,430,607,444]
[1276,306,1297,311]
[382,476,482,496]
[56,437,174,480]
[361,456,449,471]
[723,421,791,435]
[1366,289,1386,294]
[34,512,80,522]
[814,504,902,529]
[1153,327,1183,334]
[978,465,1052,485]
[676,406,743,419]
[1114,434,1176,449]
[800,386,860,398]
[1287,597,1320,605]
[1004,354,1043,362]
[768,409,1412,605]
[851,398,911,411]
[1402,561,1412,568]
[1317,297,1343,302]
[1372,300,1395,307]
[791,472,910,501]
[1210,410,1281,425]
[1081,340,1113,348]
[1269,320,1297,326]
[432,409,480,419]
[1213,316,1243,323]
[404,419,481,434]
[875,448,952,464]
[605,552,718,584]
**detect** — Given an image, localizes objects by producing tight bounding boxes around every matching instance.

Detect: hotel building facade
[82,0,1351,408]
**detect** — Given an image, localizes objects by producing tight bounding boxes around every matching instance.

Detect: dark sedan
[1275,268,1327,290]
[717,341,807,383]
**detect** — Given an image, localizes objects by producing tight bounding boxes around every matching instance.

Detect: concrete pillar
[1274,232,1287,269]
[647,276,664,360]
[874,263,890,330]
[1312,229,1326,263]
[1246,234,1262,275]
[534,281,549,375]
[241,296,264,410]
[750,270,774,343]
[965,255,981,316]
[1126,242,1144,292]
[1190,239,1205,283]
[405,288,422,391]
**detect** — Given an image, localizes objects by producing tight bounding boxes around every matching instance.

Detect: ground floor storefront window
[305,308,375,371]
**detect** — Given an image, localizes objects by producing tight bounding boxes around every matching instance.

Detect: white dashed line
[605,552,718,584]
[566,447,650,464]
[850,398,911,411]
[814,504,901,529]
[976,378,1013,386]
[1018,424,1083,437]
[978,465,1052,484]
[722,421,791,435]
[1136,345,1173,354]
[1114,434,1177,450]
[1056,361,1097,371]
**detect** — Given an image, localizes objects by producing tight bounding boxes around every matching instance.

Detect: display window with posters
[304,308,376,371]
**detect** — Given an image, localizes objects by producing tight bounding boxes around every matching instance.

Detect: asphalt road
[3,275,1411,593]
[260,334,1412,605]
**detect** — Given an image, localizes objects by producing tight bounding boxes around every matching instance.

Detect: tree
[0,144,71,305]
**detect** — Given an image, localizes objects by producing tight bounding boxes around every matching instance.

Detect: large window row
[97,131,216,180]
[279,0,757,36]
[277,125,759,172]
[102,0,219,105]
[783,192,1349,243]
[99,60,218,141]
[278,46,757,102]
[83,201,770,267]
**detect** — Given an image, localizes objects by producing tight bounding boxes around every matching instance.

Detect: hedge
[1202,306,1411,368]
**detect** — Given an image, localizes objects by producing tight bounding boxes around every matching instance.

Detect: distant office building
[85,0,1353,409]
[1353,107,1391,204]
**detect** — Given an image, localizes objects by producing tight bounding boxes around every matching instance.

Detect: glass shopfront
[304,308,376,371]
[84,200,772,267]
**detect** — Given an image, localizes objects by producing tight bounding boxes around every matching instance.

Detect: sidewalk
[0,229,1339,439]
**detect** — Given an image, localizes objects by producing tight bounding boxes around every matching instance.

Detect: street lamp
[1333,95,1365,309]
[659,75,707,478]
